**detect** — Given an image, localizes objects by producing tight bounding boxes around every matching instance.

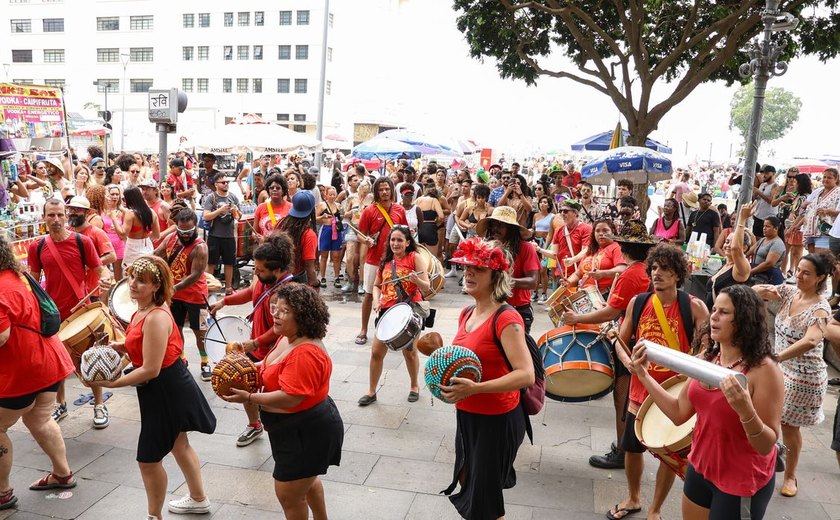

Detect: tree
[453,1,839,147]
[730,84,802,148]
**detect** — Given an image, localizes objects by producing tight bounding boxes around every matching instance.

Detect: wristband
[748,424,765,438]
[740,413,757,424]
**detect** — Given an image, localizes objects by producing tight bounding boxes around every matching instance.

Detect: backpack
[629,290,695,346]
[16,271,61,337]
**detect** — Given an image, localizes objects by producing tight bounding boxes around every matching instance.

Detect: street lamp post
[120,53,130,152]
[736,0,798,207]
[93,80,113,159]
[314,0,330,174]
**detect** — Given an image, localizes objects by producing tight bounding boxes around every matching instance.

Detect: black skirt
[261,396,344,482]
[136,358,217,463]
[443,404,526,520]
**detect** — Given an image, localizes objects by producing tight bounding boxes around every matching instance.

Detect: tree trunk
[626,132,652,220]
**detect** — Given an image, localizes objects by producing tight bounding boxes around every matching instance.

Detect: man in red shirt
[551,199,592,279]
[476,205,539,334]
[28,198,113,427]
[355,177,407,345]
[209,233,293,447]
[67,197,116,303]
[253,174,291,238]
[561,220,655,471]
[167,158,195,203]
[608,243,708,520]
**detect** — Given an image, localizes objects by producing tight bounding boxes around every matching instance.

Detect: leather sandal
[30,472,76,490]
[0,489,17,510]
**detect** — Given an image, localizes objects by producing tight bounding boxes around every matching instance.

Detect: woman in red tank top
[89,256,215,520]
[630,285,783,520]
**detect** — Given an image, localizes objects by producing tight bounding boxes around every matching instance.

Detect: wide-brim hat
[289,191,315,218]
[45,158,65,174]
[610,219,657,246]
[138,178,158,189]
[682,192,699,209]
[475,206,531,239]
[66,196,91,210]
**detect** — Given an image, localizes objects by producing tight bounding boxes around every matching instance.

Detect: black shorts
[171,299,205,330]
[0,380,62,410]
[609,340,631,378]
[207,236,236,266]
[832,395,840,452]
[683,464,774,519]
[621,411,646,453]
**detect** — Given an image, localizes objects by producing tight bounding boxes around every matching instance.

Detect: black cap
[202,153,216,161]
[170,158,185,169]
[760,164,776,174]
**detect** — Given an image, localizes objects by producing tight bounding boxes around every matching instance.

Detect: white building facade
[3,0,336,152]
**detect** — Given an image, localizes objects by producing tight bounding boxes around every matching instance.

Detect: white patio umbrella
[188,117,321,154]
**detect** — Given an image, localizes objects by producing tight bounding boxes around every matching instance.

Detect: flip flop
[407,391,420,403]
[73,393,94,406]
[354,334,367,345]
[100,391,113,403]
[606,504,642,520]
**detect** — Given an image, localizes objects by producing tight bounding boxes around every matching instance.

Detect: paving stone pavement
[4,278,840,519]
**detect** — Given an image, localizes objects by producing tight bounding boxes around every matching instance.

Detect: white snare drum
[567,285,606,316]
[376,303,423,351]
[205,316,252,362]
[108,278,136,328]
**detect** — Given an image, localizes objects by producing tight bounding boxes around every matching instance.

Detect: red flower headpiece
[450,237,510,271]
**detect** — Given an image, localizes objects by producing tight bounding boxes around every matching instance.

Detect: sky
[331,0,840,165]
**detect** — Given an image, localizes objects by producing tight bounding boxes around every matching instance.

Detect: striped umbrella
[609,121,624,149]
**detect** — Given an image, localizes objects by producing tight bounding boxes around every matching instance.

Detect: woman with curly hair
[753,252,834,498]
[222,283,343,520]
[631,285,783,519]
[84,184,107,230]
[89,256,215,519]
[439,237,534,520]
[276,192,319,289]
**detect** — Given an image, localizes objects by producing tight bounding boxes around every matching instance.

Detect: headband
[129,257,161,284]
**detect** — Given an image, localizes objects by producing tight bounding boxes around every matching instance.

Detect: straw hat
[475,206,531,239]
[682,192,699,209]
[610,219,657,246]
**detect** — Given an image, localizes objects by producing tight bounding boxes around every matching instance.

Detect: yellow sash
[376,203,395,228]
[267,202,277,225]
[651,294,682,351]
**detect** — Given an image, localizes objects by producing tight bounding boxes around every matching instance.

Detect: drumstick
[455,224,466,242]
[380,271,423,285]
[606,328,633,360]
[203,294,227,343]
[606,273,619,302]
[346,222,371,242]
[69,286,101,314]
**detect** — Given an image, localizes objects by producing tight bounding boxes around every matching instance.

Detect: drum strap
[246,274,294,324]
[43,234,86,301]
[651,295,681,352]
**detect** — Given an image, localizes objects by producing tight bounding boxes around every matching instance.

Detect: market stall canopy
[322,133,352,150]
[70,123,111,137]
[581,145,673,184]
[186,119,321,155]
[794,160,833,174]
[352,137,422,161]
[572,130,672,154]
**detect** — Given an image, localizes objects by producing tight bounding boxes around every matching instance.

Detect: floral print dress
[773,284,829,427]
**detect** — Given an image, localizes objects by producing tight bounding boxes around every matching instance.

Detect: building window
[44,79,65,88]
[236,78,248,93]
[223,78,232,93]
[237,12,249,26]
[296,45,308,60]
[327,47,333,62]
[198,13,209,28]
[329,13,334,27]
[43,49,64,63]
[182,78,194,92]
[11,50,32,63]
[96,79,119,93]
[237,46,249,60]
[12,79,33,85]
[326,80,331,95]
[197,46,209,60]
[97,48,119,62]
[130,15,153,30]
[253,78,262,93]
[277,79,290,94]
[223,46,232,60]
[130,79,153,93]
[130,47,153,62]
[183,14,194,28]
[297,11,310,25]
[42,18,64,32]
[253,45,263,60]
[182,47,193,61]
[278,45,291,60]
[11,19,32,33]
[255,11,264,26]
[294,79,307,94]
[277,113,289,121]
[293,114,306,133]
[96,17,119,31]
[224,12,233,27]
[197,78,208,93]
[279,11,292,25]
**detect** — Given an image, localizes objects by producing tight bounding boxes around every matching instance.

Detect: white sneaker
[168,495,211,514]
[93,404,109,429]
[444,269,458,278]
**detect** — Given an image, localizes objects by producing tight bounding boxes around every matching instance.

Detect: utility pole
[314,0,330,175]
[737,0,798,207]
[120,53,130,152]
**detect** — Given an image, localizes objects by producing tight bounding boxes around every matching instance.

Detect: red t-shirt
[167,172,193,194]
[552,222,592,278]
[254,200,291,237]
[124,307,183,369]
[453,307,523,415]
[290,228,318,276]
[358,203,408,266]
[79,225,114,298]
[628,294,692,406]
[28,234,102,320]
[223,278,285,360]
[608,262,650,312]
[261,342,331,413]
[0,270,75,397]
[579,241,625,292]
[507,241,540,307]
[379,252,423,309]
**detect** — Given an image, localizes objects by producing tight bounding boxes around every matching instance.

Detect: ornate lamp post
[737,0,799,207]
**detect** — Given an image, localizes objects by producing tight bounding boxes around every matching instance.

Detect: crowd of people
[1,144,839,520]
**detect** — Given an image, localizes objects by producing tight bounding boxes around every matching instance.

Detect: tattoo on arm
[0,445,7,458]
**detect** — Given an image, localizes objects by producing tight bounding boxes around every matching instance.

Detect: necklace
[716,353,743,370]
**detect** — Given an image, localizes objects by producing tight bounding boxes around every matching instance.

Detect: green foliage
[729,84,803,145]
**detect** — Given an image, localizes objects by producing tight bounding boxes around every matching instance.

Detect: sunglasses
[94,166,105,170]
[176,226,197,234]
[268,185,283,191]
[129,169,140,173]
[216,181,229,185]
